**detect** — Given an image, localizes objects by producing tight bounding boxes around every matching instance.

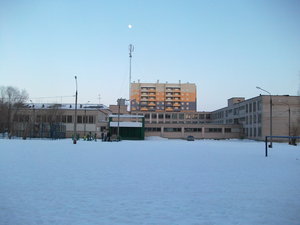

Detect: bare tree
[0,86,29,138]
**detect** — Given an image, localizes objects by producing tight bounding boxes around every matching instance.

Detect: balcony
[140,102,148,106]
[148,102,156,106]
[141,107,148,111]
[166,107,173,111]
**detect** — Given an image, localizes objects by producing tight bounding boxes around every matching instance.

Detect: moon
[128,24,132,29]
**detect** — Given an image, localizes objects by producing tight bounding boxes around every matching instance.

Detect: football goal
[264,136,300,157]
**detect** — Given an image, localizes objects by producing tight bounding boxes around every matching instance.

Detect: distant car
[187,135,194,141]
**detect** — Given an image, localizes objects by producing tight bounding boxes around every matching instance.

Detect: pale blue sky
[1,0,299,111]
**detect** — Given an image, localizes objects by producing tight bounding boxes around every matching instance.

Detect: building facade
[11,103,110,139]
[130,81,197,112]
[211,95,300,140]
[7,94,300,141]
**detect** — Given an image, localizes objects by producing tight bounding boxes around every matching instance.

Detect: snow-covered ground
[0,138,299,225]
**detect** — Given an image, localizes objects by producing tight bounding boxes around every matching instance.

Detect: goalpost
[265,136,300,157]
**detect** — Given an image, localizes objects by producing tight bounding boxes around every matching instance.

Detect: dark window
[253,102,256,112]
[205,128,222,133]
[77,116,82,123]
[184,128,202,132]
[67,115,72,123]
[62,115,67,123]
[225,128,231,133]
[145,127,161,132]
[89,116,94,124]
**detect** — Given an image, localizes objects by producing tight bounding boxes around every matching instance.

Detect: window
[258,114,262,123]
[158,114,164,119]
[165,114,171,119]
[67,115,72,123]
[253,102,256,112]
[62,115,67,123]
[184,128,202,132]
[145,127,161,132]
[257,101,262,111]
[89,116,94,124]
[164,128,181,132]
[179,114,184,119]
[144,114,150,119]
[152,114,157,119]
[77,116,83,123]
[172,114,177,119]
[185,114,191,119]
[205,128,222,133]
[225,128,231,133]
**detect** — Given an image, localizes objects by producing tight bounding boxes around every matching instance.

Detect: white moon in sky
[128,24,132,29]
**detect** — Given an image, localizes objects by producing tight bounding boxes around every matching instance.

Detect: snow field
[0,139,299,225]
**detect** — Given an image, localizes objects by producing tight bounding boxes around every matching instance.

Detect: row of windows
[13,114,95,124]
[213,101,262,120]
[145,121,209,124]
[145,127,232,133]
[142,113,211,120]
[244,127,262,137]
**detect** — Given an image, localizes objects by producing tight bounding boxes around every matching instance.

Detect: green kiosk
[108,115,145,140]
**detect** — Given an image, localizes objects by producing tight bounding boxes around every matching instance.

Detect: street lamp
[256,86,272,148]
[73,76,78,144]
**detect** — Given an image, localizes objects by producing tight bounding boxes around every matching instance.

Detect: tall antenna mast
[129,44,134,111]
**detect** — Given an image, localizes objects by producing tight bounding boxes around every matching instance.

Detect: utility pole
[117,98,121,141]
[129,44,134,112]
[73,76,78,144]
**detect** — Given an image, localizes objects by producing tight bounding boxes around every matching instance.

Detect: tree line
[0,86,29,138]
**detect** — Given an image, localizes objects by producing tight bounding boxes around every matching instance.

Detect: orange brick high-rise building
[130,81,197,112]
